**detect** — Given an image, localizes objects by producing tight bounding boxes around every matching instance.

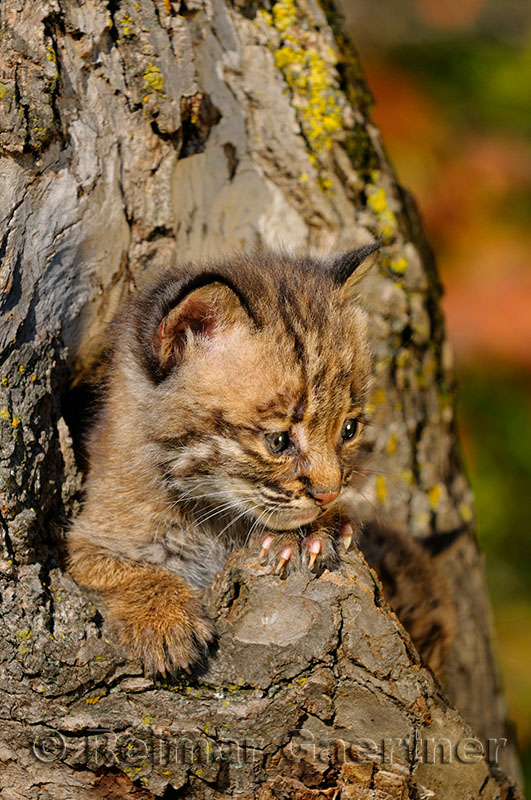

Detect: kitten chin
[67,244,455,678]
[259,506,321,530]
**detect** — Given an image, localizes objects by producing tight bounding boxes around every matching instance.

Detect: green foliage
[457,368,531,790]
[388,38,531,135]
[458,368,531,601]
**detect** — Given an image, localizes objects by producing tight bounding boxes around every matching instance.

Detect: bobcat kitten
[68,245,453,676]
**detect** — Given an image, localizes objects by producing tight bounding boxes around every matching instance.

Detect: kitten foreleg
[68,540,213,675]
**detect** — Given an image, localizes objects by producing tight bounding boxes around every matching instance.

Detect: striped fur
[67,246,380,673]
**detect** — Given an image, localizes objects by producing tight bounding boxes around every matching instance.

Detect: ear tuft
[329,242,380,299]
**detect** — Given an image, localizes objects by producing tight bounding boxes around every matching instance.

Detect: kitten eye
[265,431,291,454]
[341,418,359,441]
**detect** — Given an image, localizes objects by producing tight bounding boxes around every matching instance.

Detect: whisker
[193,500,241,528]
[171,485,235,505]
[244,508,270,547]
[346,476,384,519]
[216,504,263,539]
[356,466,414,482]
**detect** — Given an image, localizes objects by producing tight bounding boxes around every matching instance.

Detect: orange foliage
[415,0,486,29]
[367,62,531,370]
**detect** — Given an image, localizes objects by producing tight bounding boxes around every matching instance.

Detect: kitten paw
[259,522,354,576]
[106,573,214,676]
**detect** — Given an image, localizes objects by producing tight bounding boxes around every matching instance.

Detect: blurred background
[340,0,531,788]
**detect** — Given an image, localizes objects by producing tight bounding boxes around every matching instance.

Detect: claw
[160,669,167,680]
[275,546,292,573]
[341,523,353,551]
[260,534,274,562]
[307,539,321,569]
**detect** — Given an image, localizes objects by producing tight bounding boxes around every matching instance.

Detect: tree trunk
[0,0,522,797]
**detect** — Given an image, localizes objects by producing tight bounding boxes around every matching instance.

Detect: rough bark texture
[0,0,523,797]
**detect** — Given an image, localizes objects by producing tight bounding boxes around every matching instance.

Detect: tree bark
[0,0,522,797]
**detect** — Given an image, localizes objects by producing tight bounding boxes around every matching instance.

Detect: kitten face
[138,253,373,533]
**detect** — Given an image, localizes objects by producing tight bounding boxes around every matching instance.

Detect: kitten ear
[153,282,248,373]
[329,242,380,301]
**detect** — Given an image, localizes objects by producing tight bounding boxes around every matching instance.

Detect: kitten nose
[310,489,340,506]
